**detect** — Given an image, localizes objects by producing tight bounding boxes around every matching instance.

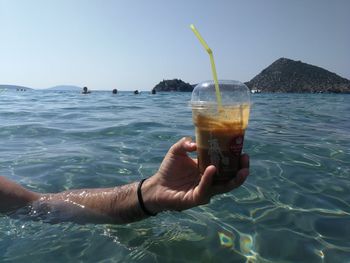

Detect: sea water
[0,90,349,262]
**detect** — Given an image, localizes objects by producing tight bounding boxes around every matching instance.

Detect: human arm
[1,137,249,223]
[0,176,147,223]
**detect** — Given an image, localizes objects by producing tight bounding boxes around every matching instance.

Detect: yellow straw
[190,24,222,107]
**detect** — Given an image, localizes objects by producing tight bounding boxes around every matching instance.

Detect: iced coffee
[191,80,250,182]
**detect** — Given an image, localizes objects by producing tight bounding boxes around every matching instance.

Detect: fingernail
[184,136,192,141]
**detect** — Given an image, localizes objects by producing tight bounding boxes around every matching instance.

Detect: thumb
[195,165,216,205]
[169,137,196,156]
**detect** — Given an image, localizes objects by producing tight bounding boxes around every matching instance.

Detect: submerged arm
[37,181,154,224]
[0,177,160,224]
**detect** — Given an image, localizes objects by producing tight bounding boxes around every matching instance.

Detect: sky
[1,0,349,90]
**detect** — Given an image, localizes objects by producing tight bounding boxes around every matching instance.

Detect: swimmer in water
[0,138,249,224]
[82,86,91,94]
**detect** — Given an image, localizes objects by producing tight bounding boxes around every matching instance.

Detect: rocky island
[153,79,194,92]
[245,58,350,93]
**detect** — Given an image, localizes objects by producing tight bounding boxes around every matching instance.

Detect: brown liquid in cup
[192,105,249,182]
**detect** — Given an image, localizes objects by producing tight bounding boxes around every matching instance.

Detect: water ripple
[0,92,350,261]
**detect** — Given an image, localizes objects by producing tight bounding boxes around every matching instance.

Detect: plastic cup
[191,80,250,183]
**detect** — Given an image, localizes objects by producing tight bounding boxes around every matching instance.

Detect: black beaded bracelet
[137,178,157,216]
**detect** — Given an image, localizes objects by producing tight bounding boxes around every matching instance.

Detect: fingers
[169,137,197,156]
[230,168,249,189]
[240,154,250,169]
[194,154,250,205]
[213,168,249,194]
[210,155,250,195]
[196,164,249,204]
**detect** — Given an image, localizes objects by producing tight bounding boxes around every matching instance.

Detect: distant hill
[245,58,350,93]
[0,84,33,91]
[47,85,82,91]
[153,79,194,92]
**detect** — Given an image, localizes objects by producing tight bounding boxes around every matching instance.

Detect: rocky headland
[245,58,350,93]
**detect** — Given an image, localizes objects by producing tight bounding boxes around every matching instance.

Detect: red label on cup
[229,136,244,156]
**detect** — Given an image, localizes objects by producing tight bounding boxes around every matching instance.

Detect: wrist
[139,177,162,215]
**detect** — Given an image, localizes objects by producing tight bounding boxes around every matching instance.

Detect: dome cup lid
[190,80,250,108]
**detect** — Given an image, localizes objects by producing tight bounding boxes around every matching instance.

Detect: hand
[143,137,250,213]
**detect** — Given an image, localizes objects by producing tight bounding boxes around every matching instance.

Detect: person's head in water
[112,89,118,94]
[134,90,139,95]
[82,87,90,94]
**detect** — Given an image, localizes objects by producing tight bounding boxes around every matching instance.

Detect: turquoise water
[0,90,349,262]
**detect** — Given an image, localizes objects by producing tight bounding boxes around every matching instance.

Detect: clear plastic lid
[191,80,250,108]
